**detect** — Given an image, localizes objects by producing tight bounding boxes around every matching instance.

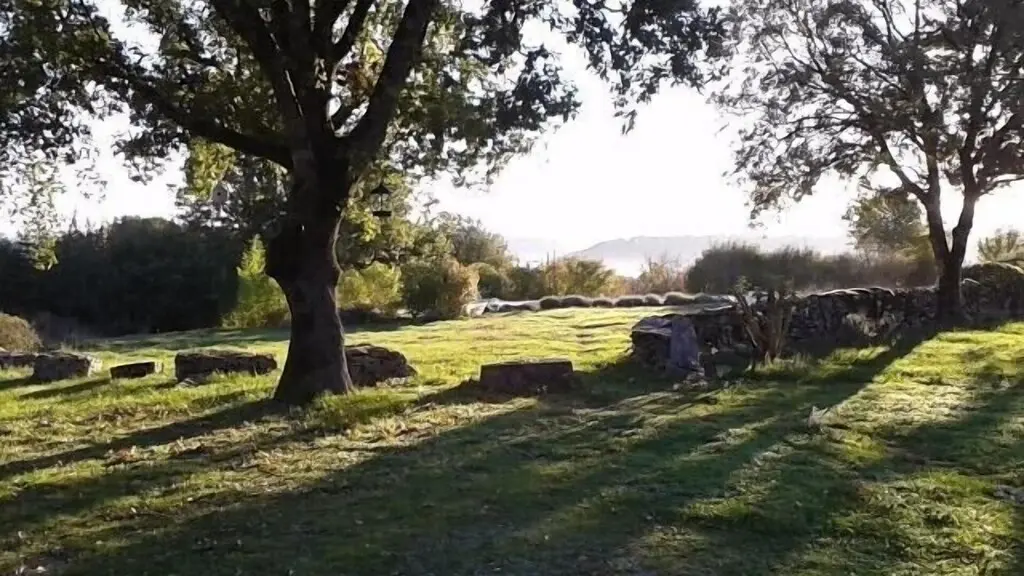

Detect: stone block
[478,359,576,396]
[346,345,416,387]
[0,352,38,370]
[110,361,162,380]
[174,350,277,382]
[32,353,101,382]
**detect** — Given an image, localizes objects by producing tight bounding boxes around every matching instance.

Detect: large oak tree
[1,0,721,403]
[714,0,1024,322]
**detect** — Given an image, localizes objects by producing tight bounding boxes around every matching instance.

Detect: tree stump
[478,359,576,396]
[174,350,277,382]
[110,361,162,380]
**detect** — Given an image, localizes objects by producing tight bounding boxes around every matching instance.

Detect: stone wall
[631,263,1024,369]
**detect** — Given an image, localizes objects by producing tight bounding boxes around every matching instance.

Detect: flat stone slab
[32,353,102,383]
[174,350,277,382]
[479,359,576,396]
[0,352,38,370]
[346,345,416,387]
[110,361,163,380]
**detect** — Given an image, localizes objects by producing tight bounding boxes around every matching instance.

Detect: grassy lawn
[2,308,1024,575]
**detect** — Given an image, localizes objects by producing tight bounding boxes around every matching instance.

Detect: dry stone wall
[631,263,1024,370]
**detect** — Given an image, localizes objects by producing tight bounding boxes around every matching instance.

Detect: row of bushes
[468,243,935,304]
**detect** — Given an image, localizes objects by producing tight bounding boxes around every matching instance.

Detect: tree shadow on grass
[0,331,943,576]
[17,377,113,401]
[0,398,280,482]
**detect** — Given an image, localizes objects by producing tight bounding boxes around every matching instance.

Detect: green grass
[2,308,1024,575]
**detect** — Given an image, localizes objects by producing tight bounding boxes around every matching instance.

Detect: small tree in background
[222,237,289,329]
[977,229,1024,266]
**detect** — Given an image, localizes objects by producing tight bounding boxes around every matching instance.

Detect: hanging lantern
[369,182,393,219]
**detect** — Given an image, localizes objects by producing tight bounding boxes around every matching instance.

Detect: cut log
[478,359,576,396]
[110,361,162,380]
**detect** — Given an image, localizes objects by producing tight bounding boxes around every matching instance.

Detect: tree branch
[314,0,354,56]
[345,0,438,165]
[331,0,375,65]
[120,71,292,167]
[209,0,305,147]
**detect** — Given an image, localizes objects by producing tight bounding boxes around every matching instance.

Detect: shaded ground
[1,308,1023,575]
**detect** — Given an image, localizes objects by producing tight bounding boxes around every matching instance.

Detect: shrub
[632,256,688,294]
[560,295,593,308]
[538,296,565,310]
[614,295,645,308]
[642,293,665,306]
[337,263,403,315]
[591,297,616,308]
[222,237,289,329]
[471,262,513,299]
[0,312,42,352]
[663,292,696,306]
[505,265,546,301]
[401,258,479,320]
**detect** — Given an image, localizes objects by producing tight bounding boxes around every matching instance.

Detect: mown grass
[2,308,1024,575]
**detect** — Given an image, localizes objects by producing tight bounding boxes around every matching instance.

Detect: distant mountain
[566,235,852,276]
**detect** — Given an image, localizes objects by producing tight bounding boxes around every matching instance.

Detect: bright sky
[9,12,1024,257]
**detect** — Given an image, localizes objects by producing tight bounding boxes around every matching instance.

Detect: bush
[337,263,403,315]
[505,265,546,301]
[591,297,616,308]
[538,296,565,310]
[222,237,289,329]
[684,241,935,294]
[470,262,513,299]
[614,295,645,308]
[663,292,696,306]
[632,256,688,294]
[0,312,42,352]
[401,258,480,320]
[560,295,593,308]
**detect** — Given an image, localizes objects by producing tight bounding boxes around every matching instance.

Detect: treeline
[1,211,947,337]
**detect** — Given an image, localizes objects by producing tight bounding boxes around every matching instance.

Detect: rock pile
[346,345,416,386]
[174,350,277,382]
[32,353,102,382]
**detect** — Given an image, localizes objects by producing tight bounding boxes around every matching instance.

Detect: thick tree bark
[265,202,354,405]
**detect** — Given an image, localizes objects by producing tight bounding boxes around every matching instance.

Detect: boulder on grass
[0,351,38,370]
[479,359,576,396]
[346,345,416,387]
[110,361,163,380]
[174,350,277,382]
[32,353,101,382]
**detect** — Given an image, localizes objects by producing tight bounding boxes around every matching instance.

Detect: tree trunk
[924,192,978,327]
[266,214,354,405]
[935,254,963,327]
